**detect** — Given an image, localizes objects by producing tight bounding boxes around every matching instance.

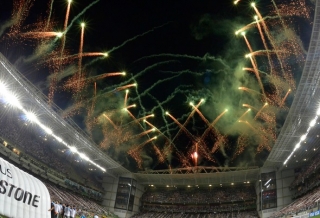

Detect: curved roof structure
[0,1,319,186]
[263,1,320,169]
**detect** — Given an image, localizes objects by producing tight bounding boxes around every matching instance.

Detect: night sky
[0,0,314,172]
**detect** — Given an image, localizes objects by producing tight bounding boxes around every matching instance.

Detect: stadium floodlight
[43,126,53,135]
[25,111,39,123]
[309,119,317,127]
[70,146,78,153]
[55,136,63,142]
[317,107,320,116]
[79,152,89,161]
[1,88,23,109]
[0,81,7,93]
[300,134,307,141]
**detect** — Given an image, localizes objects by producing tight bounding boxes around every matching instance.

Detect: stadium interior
[1,1,320,218]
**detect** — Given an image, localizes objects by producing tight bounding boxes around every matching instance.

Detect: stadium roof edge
[263,0,320,169]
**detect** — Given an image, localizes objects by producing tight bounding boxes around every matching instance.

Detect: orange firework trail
[92,72,126,81]
[243,35,259,69]
[254,103,268,120]
[238,120,257,133]
[129,137,157,153]
[125,104,136,110]
[77,23,85,90]
[83,72,127,84]
[153,145,165,163]
[280,89,291,107]
[125,109,141,125]
[243,35,254,53]
[192,105,211,127]
[247,55,267,101]
[253,5,273,47]
[103,114,118,129]
[124,90,129,107]
[136,114,154,122]
[242,67,256,74]
[238,86,261,95]
[81,52,108,57]
[121,114,154,127]
[144,119,171,141]
[60,0,72,59]
[242,104,259,111]
[63,1,72,33]
[253,5,287,78]
[249,50,285,58]
[90,82,97,115]
[199,109,228,143]
[254,16,273,74]
[238,109,251,121]
[212,110,228,126]
[235,22,256,35]
[166,112,195,140]
[172,99,203,142]
[132,128,155,139]
[9,0,34,34]
[49,0,72,103]
[115,83,137,92]
[21,32,62,38]
[128,136,157,168]
[64,72,125,88]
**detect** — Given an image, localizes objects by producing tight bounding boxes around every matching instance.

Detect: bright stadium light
[25,111,39,123]
[79,152,89,161]
[310,119,317,127]
[6,93,22,109]
[317,107,320,115]
[0,81,7,93]
[300,134,307,141]
[70,146,78,153]
[55,136,63,143]
[43,126,53,135]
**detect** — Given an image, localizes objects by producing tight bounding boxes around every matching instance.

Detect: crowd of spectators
[290,154,320,189]
[131,211,258,218]
[46,182,115,218]
[270,185,320,218]
[65,179,103,200]
[138,186,257,216]
[0,108,104,195]
[140,202,255,213]
[142,185,256,204]
[0,112,71,175]
[292,173,320,199]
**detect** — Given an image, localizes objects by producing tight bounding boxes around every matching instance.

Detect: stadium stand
[133,185,258,217]
[268,150,320,218]
[132,210,258,217]
[270,185,320,217]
